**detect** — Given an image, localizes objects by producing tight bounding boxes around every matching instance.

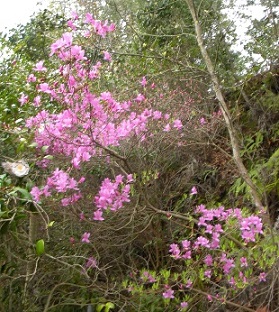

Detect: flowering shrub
[24,12,182,213]
[19,11,192,278]
[7,9,277,312]
[123,194,279,310]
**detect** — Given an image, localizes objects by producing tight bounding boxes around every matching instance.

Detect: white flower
[2,160,30,177]
[12,161,30,177]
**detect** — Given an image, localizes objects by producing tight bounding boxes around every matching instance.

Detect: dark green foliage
[0,9,67,159]
[7,9,66,62]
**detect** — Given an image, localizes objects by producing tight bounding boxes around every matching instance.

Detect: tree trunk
[185,0,264,213]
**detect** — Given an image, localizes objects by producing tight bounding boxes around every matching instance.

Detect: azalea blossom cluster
[240,215,264,242]
[138,204,266,306]
[24,13,183,170]
[169,205,263,276]
[141,271,156,283]
[93,174,132,221]
[31,168,84,206]
[166,203,266,306]
[125,190,267,308]
[124,193,267,311]
[26,12,182,216]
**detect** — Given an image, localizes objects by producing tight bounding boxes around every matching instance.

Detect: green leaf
[122,280,128,288]
[44,155,53,160]
[104,302,115,312]
[11,187,32,200]
[96,303,105,312]
[36,239,45,256]
[29,142,38,148]
[152,282,159,290]
[48,221,55,227]
[0,211,8,218]
[0,174,7,180]
[41,145,49,152]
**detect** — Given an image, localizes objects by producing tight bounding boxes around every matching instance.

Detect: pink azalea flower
[181,301,188,309]
[148,275,156,283]
[94,176,131,211]
[61,195,79,207]
[163,124,171,132]
[196,204,206,213]
[93,210,105,221]
[79,212,85,221]
[62,32,73,47]
[181,240,191,250]
[67,20,77,30]
[42,185,51,197]
[239,271,247,283]
[78,177,86,184]
[19,93,28,105]
[71,11,79,20]
[200,117,206,125]
[259,272,267,282]
[169,243,180,259]
[140,76,147,86]
[240,216,263,243]
[108,23,116,32]
[103,51,112,61]
[81,232,90,243]
[210,232,220,249]
[85,256,97,268]
[126,174,134,183]
[190,186,198,195]
[223,258,235,274]
[70,45,85,60]
[240,257,248,267]
[181,251,191,259]
[33,95,41,107]
[185,279,192,288]
[173,119,183,130]
[153,111,162,119]
[194,236,210,249]
[38,83,52,94]
[30,186,42,202]
[205,224,213,234]
[135,93,145,102]
[142,271,156,283]
[204,254,213,266]
[33,61,47,72]
[241,230,256,242]
[85,13,94,24]
[162,287,174,299]
[229,277,236,286]
[50,38,64,55]
[27,74,36,82]
[204,269,211,278]
[214,224,223,233]
[115,174,123,183]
